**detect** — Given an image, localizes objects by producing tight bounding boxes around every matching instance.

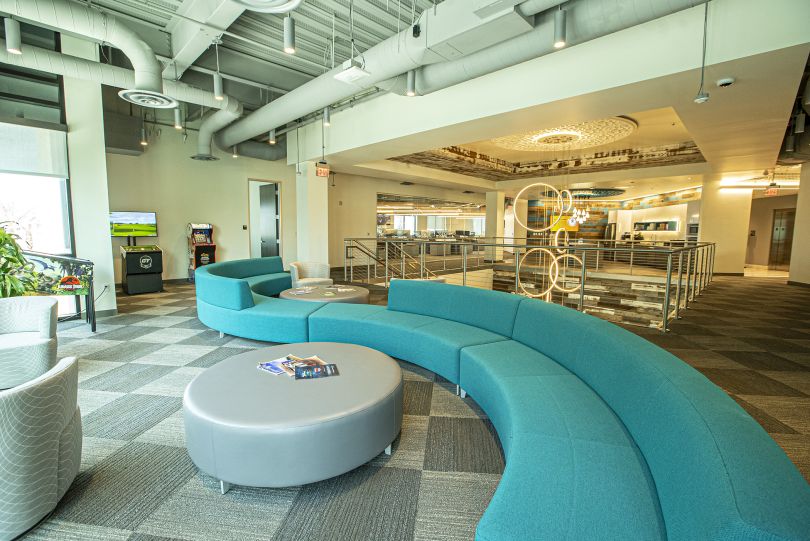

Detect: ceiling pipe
[0,40,284,161]
[216,0,538,150]
[0,0,174,108]
[380,0,708,96]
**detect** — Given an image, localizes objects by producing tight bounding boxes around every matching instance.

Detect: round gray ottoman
[279,285,370,304]
[183,342,402,492]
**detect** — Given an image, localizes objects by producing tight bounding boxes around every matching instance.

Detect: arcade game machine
[187,223,216,282]
[110,211,164,295]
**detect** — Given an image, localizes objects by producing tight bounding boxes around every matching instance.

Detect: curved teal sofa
[196,258,810,541]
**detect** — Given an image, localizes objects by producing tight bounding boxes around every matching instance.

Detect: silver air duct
[216,0,537,149]
[382,0,708,96]
[0,0,174,108]
[0,40,284,161]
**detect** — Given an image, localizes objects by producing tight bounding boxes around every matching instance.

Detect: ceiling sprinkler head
[694,91,710,104]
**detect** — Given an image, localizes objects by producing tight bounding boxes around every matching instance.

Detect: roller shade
[0,121,69,178]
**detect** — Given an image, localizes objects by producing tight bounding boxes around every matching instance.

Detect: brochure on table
[258,354,340,380]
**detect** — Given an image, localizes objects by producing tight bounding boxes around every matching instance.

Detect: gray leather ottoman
[279,285,370,304]
[183,342,403,492]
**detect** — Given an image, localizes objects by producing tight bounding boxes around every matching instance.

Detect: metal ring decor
[551,253,584,293]
[517,248,583,298]
[513,182,564,233]
[553,227,570,254]
[560,189,574,214]
[518,248,559,298]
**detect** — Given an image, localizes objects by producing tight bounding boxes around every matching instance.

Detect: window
[393,215,416,233]
[0,173,71,254]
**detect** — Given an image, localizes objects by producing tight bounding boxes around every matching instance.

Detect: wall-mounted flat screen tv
[110,211,158,237]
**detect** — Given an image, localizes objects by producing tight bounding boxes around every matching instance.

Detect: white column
[295,162,329,264]
[485,191,505,262]
[514,199,528,242]
[789,164,810,286]
[698,175,752,275]
[61,36,116,313]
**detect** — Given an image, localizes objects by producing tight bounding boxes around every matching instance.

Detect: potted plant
[0,224,38,297]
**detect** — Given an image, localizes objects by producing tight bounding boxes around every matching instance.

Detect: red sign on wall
[316,161,330,177]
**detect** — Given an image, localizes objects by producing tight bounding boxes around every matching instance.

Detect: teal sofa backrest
[512,298,810,540]
[387,281,522,336]
[195,265,255,311]
[204,257,285,279]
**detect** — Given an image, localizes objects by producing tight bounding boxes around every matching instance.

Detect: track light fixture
[795,111,806,134]
[785,134,796,153]
[232,145,239,158]
[268,128,277,145]
[406,70,416,97]
[553,8,566,49]
[174,107,183,130]
[140,127,148,147]
[4,18,22,55]
[283,14,296,54]
[323,106,331,127]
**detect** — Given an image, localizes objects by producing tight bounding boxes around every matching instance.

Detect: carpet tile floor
[20,276,810,540]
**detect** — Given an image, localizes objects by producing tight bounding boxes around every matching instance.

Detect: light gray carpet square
[21,519,132,540]
[131,345,217,366]
[177,329,236,346]
[136,474,298,541]
[135,411,186,448]
[131,316,195,328]
[413,471,500,541]
[78,389,125,416]
[78,360,122,383]
[133,328,206,344]
[429,381,486,418]
[83,342,166,363]
[133,367,203,397]
[59,339,124,359]
[369,415,429,470]
[186,346,246,368]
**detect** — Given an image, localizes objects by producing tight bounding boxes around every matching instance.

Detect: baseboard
[712,272,744,276]
[787,280,810,288]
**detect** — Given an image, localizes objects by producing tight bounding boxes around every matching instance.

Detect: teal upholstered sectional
[196,258,810,540]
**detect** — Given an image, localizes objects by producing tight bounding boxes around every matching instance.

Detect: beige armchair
[0,357,82,541]
[0,296,58,390]
[289,262,333,288]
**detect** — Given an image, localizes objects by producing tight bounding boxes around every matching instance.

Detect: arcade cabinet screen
[110,211,158,237]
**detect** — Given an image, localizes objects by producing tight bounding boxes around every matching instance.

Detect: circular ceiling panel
[492,117,637,152]
[232,0,303,13]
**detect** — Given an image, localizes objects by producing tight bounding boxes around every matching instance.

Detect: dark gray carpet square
[739,337,810,353]
[81,363,176,393]
[99,326,165,341]
[699,369,807,397]
[83,394,182,439]
[169,307,198,318]
[404,381,433,416]
[731,396,799,434]
[84,342,166,363]
[171,318,208,330]
[423,417,504,474]
[715,351,807,371]
[55,442,195,530]
[177,329,235,346]
[99,314,157,326]
[273,466,421,541]
[186,346,246,368]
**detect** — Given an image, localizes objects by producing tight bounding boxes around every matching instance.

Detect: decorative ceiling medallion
[492,117,638,152]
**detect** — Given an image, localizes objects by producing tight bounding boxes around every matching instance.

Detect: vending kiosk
[187,223,216,281]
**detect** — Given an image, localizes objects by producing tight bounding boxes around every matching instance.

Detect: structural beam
[162,0,245,79]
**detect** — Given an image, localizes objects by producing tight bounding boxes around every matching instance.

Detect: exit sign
[764,187,779,196]
[316,161,330,177]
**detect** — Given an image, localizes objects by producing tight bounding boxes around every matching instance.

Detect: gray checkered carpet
[23,283,502,541]
[20,276,810,540]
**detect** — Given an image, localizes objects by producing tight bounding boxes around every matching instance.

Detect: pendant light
[795,111,806,134]
[323,106,331,127]
[268,128,277,145]
[283,14,296,54]
[553,8,566,49]
[4,18,22,55]
[406,70,416,97]
[173,107,183,130]
[213,40,224,100]
[232,145,239,158]
[693,3,710,104]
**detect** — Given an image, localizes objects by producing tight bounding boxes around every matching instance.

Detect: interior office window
[393,215,416,233]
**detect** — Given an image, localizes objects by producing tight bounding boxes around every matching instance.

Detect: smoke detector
[190,154,220,161]
[693,91,710,104]
[119,89,178,109]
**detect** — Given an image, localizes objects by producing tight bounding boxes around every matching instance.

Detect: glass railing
[343,237,715,332]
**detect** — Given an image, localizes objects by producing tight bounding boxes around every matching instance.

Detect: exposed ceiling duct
[0,0,174,108]
[381,0,709,96]
[231,0,303,13]
[215,0,537,150]
[0,40,286,161]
